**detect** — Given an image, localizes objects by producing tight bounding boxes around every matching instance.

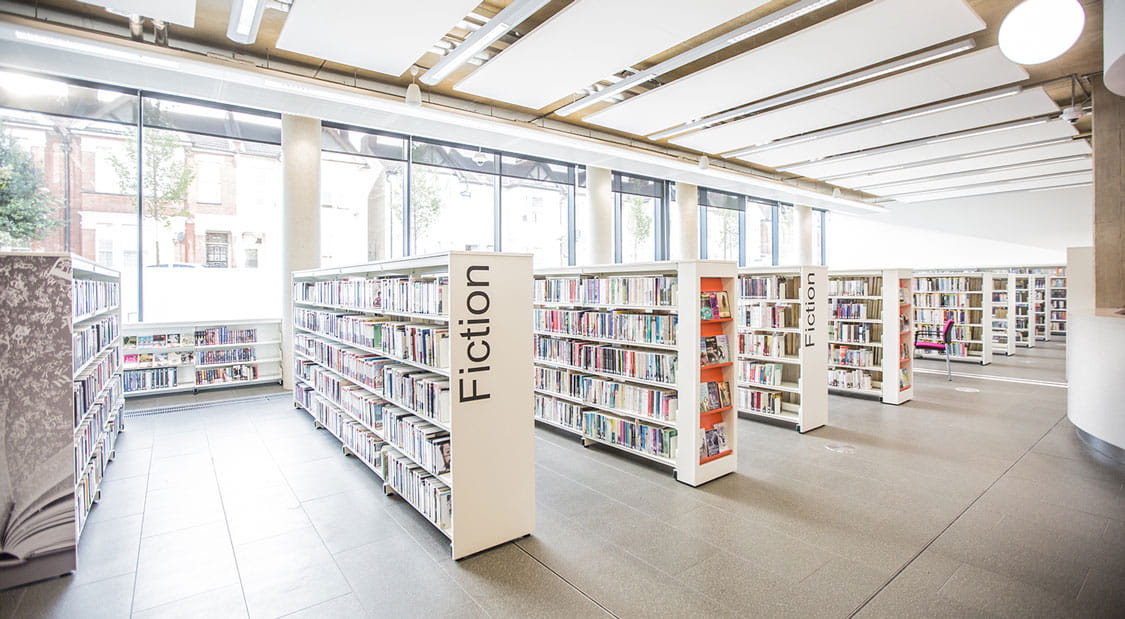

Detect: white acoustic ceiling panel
[276,0,480,77]
[747,87,1059,168]
[780,119,1079,179]
[454,0,766,110]
[891,172,1092,202]
[836,140,1091,189]
[671,47,1026,154]
[77,0,196,26]
[867,158,1093,196]
[582,0,985,136]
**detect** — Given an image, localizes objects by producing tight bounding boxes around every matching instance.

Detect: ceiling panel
[835,140,1091,189]
[891,172,1093,202]
[76,0,196,26]
[746,87,1058,168]
[582,0,986,137]
[454,0,766,110]
[276,0,480,77]
[867,158,1093,196]
[671,47,1026,155]
[778,119,1079,179]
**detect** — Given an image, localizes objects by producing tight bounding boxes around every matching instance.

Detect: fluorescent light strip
[227,0,267,44]
[421,0,551,85]
[555,0,840,117]
[818,137,1080,181]
[892,180,1092,202]
[724,85,1019,159]
[924,119,1047,144]
[14,30,181,69]
[651,40,976,141]
[878,169,1091,198]
[854,154,1091,191]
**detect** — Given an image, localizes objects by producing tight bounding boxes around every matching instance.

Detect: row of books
[699,381,731,412]
[382,407,451,477]
[123,333,189,349]
[828,278,877,297]
[382,364,451,426]
[306,391,386,475]
[296,363,383,432]
[534,335,678,385]
[533,367,678,422]
[701,335,731,365]
[738,361,784,387]
[294,276,449,316]
[737,387,785,416]
[740,304,794,330]
[124,351,193,368]
[1051,300,1067,309]
[584,411,677,460]
[76,418,118,535]
[196,327,258,346]
[700,291,732,320]
[739,275,798,300]
[831,302,870,320]
[828,368,875,391]
[828,323,876,344]
[915,309,978,324]
[533,309,678,346]
[829,345,878,368]
[74,350,120,427]
[914,293,975,308]
[385,448,452,531]
[74,377,121,481]
[913,277,980,292]
[534,276,678,307]
[534,395,586,431]
[73,314,119,374]
[295,334,387,393]
[295,309,450,369]
[196,365,259,385]
[197,348,257,366]
[73,278,119,319]
[919,342,978,357]
[123,366,178,393]
[738,332,793,359]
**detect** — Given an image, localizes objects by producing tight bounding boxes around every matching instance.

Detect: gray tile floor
[3,341,1123,618]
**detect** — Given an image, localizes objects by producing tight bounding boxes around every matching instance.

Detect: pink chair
[915,318,954,381]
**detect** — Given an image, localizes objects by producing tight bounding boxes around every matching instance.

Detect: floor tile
[131,583,248,619]
[1,573,134,619]
[234,526,352,619]
[72,513,143,586]
[132,521,241,611]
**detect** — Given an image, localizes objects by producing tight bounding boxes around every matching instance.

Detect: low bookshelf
[121,320,282,397]
[1048,269,1067,336]
[1032,274,1051,342]
[0,254,124,588]
[532,261,738,487]
[990,273,1016,356]
[292,251,533,559]
[1013,274,1035,348]
[735,266,828,432]
[913,273,993,365]
[826,270,914,404]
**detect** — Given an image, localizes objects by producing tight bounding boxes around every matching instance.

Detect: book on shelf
[699,381,731,412]
[700,335,730,366]
[698,420,730,462]
[700,291,731,319]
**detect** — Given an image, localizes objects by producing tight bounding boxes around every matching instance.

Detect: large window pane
[777,204,798,265]
[814,209,825,266]
[411,164,495,254]
[704,206,740,261]
[501,176,569,267]
[618,194,656,263]
[745,202,773,266]
[321,151,405,266]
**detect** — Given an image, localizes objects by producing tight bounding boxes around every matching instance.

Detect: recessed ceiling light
[998,0,1085,64]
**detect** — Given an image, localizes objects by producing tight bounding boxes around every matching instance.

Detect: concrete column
[584,166,613,265]
[796,204,815,266]
[281,114,321,389]
[675,182,699,260]
[1093,76,1125,312]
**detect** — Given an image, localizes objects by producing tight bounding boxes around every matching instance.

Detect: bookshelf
[826,270,914,404]
[0,254,124,588]
[1048,270,1067,336]
[1032,275,1051,342]
[532,261,738,487]
[1013,274,1035,348]
[912,273,993,365]
[121,320,282,397]
[292,252,533,559]
[735,266,828,432]
[990,273,1016,356]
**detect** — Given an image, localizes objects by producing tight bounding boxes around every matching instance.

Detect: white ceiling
[781,119,1079,179]
[454,0,766,110]
[744,87,1059,168]
[276,0,480,77]
[868,157,1093,196]
[891,172,1092,202]
[836,140,1091,188]
[671,47,1026,155]
[76,0,196,26]
[582,0,985,137]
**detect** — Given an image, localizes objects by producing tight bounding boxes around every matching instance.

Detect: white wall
[827,185,1092,269]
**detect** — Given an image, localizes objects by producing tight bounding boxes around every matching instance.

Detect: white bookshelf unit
[1048,270,1067,336]
[1013,274,1035,348]
[292,252,534,559]
[913,273,993,365]
[826,270,914,404]
[0,254,124,588]
[122,320,282,397]
[1032,274,1051,342]
[532,261,738,487]
[990,273,1016,356]
[736,266,828,432]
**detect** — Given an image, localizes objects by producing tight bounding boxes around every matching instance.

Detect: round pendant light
[999,0,1086,65]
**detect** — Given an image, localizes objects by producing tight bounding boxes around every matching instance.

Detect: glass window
[195,155,223,204]
[501,176,570,267]
[703,206,740,261]
[411,164,495,254]
[777,204,799,265]
[411,139,499,174]
[245,247,259,269]
[814,209,825,266]
[205,231,230,267]
[320,149,405,266]
[745,201,773,267]
[618,193,656,264]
